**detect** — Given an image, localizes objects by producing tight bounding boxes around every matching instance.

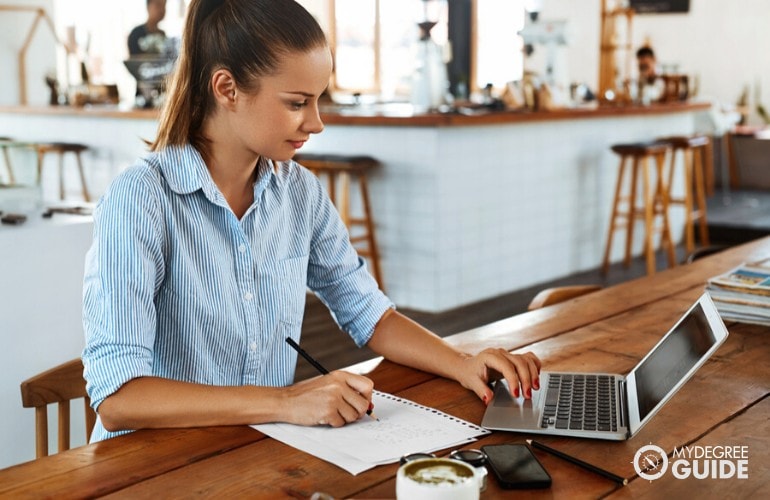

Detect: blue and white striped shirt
[82,144,393,442]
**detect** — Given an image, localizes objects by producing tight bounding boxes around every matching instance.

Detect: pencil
[527,439,628,486]
[285,337,379,421]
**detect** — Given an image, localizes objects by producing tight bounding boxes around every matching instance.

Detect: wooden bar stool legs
[692,145,710,245]
[294,154,384,289]
[651,149,676,272]
[703,136,715,197]
[660,135,711,255]
[602,142,675,276]
[0,138,17,184]
[35,143,91,202]
[348,173,383,289]
[604,152,632,270]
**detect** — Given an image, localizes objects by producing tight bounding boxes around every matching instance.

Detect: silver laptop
[481,293,729,440]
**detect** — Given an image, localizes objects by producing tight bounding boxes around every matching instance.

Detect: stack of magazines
[707,258,770,326]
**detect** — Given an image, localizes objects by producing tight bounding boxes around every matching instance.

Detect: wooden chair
[20,358,96,458]
[294,153,384,289]
[528,285,602,311]
[684,244,731,264]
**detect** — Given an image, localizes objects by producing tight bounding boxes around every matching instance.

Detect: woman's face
[229,45,332,162]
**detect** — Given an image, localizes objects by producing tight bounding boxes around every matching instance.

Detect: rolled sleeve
[82,165,165,410]
[305,173,394,346]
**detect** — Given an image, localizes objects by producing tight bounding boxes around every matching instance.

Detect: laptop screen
[633,302,717,421]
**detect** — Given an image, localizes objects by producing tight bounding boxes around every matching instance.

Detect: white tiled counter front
[304,112,703,311]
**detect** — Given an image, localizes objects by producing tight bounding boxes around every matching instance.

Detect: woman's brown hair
[151,0,327,154]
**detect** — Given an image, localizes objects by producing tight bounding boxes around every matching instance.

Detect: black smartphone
[481,443,552,489]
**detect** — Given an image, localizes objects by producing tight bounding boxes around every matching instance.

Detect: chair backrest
[20,358,96,458]
[684,244,731,264]
[527,285,602,311]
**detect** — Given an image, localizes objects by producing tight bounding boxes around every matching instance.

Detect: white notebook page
[252,391,489,475]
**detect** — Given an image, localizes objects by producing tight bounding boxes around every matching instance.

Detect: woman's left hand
[455,348,542,404]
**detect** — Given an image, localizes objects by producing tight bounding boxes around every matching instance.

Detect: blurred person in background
[128,0,168,56]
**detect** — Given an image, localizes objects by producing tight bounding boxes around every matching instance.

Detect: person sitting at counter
[636,46,659,85]
[127,0,167,57]
[636,45,664,103]
[127,0,174,107]
[82,0,541,442]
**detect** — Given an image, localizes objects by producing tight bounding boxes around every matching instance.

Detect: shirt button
[249,342,257,351]
[238,244,247,253]
[244,291,253,301]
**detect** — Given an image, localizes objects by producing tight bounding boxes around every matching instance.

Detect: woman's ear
[211,69,237,108]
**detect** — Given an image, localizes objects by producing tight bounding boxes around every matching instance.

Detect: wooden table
[2,238,769,498]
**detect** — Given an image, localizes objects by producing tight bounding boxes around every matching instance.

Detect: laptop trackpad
[481,379,543,431]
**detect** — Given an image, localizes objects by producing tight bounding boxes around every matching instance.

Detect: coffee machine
[124,56,176,109]
[410,20,449,111]
[410,0,449,111]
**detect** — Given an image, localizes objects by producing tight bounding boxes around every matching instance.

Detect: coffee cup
[395,457,479,500]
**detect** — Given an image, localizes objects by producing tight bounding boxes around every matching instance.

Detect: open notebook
[253,391,489,475]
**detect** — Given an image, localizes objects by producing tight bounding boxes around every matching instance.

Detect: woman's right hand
[282,371,374,427]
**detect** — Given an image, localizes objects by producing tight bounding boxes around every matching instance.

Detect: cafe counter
[0,100,707,125]
[0,102,710,312]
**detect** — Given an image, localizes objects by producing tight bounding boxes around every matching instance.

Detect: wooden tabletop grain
[1,237,768,499]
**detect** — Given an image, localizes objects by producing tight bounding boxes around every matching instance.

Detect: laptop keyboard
[541,374,618,432]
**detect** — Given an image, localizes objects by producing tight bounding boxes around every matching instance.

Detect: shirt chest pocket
[259,255,309,326]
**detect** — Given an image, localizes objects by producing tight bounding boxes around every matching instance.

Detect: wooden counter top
[0,101,710,127]
[0,104,159,120]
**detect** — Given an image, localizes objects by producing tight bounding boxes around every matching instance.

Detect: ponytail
[151,0,327,155]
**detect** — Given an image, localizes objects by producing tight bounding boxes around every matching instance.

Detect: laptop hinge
[618,379,627,428]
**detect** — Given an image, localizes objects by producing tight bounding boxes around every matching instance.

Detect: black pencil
[286,337,329,375]
[285,337,378,421]
[527,439,628,486]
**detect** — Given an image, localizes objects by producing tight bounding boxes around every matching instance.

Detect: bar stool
[0,137,17,184]
[602,141,676,276]
[657,135,711,255]
[293,153,384,289]
[35,142,91,202]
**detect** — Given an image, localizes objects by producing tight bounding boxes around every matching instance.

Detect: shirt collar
[156,144,279,203]
[156,143,209,195]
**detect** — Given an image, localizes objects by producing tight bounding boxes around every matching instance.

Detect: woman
[83,0,540,442]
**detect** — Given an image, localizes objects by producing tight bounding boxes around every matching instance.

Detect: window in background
[298,0,332,34]
[51,1,526,105]
[474,0,525,90]
[333,0,378,92]
[303,0,524,99]
[302,0,448,99]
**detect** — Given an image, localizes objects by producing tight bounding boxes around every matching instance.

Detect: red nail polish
[534,377,540,390]
[514,387,520,398]
[526,388,532,399]
[482,394,488,404]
